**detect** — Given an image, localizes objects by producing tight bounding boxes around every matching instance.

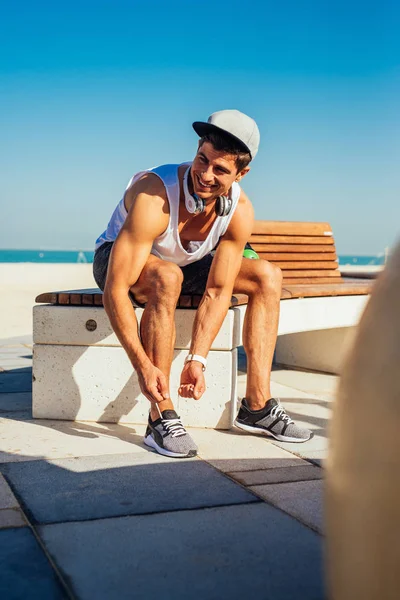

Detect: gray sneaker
[144,410,198,458]
[234,398,312,443]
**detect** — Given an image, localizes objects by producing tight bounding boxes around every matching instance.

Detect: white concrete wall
[233,294,369,345]
[275,327,358,374]
[233,295,369,374]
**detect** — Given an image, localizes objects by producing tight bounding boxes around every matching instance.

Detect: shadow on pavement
[0,446,326,600]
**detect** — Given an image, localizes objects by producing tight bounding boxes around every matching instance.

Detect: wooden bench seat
[35,278,372,308]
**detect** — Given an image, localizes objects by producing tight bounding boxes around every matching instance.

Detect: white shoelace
[270,402,294,425]
[162,418,187,438]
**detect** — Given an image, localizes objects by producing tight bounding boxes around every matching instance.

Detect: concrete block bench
[32,220,375,429]
[32,295,244,429]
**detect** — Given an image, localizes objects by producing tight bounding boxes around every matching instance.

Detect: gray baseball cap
[192,109,260,159]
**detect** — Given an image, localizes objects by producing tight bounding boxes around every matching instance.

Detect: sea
[0,249,387,265]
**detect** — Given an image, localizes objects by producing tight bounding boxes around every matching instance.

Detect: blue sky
[1,0,399,254]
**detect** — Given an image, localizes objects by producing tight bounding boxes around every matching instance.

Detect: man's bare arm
[190,192,254,358]
[102,179,168,373]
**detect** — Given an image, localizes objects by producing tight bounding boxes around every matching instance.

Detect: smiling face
[190,141,250,201]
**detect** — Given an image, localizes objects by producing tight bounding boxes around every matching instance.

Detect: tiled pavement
[0,336,330,599]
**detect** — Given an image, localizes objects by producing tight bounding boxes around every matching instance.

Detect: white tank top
[95,162,241,267]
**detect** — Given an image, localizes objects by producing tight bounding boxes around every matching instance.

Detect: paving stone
[0,409,32,420]
[228,464,324,486]
[271,369,338,399]
[0,364,32,373]
[0,527,66,598]
[0,508,27,528]
[272,442,329,464]
[0,350,31,356]
[0,344,25,349]
[39,503,324,600]
[0,392,32,413]
[0,371,32,393]
[300,449,328,467]
[195,427,307,472]
[0,419,149,463]
[0,348,30,357]
[1,453,258,524]
[0,356,32,364]
[0,355,32,367]
[272,431,328,453]
[0,473,19,509]
[0,334,33,346]
[250,479,324,533]
[278,397,332,420]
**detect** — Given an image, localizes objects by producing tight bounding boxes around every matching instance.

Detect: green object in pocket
[243,248,259,260]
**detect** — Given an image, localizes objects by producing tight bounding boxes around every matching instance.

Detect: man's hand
[137,363,170,404]
[179,362,206,400]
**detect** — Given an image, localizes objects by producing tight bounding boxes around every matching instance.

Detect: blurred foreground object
[326,239,400,600]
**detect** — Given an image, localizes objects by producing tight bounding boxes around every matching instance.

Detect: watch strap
[185,353,207,371]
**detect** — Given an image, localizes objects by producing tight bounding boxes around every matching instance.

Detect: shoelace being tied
[162,418,187,438]
[270,402,294,425]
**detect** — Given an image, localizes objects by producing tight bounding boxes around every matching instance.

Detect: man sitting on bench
[93,109,312,458]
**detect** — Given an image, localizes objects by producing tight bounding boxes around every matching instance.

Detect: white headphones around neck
[183,168,233,217]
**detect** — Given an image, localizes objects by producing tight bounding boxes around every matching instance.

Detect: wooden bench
[32,221,374,428]
[248,221,374,373]
[250,220,372,297]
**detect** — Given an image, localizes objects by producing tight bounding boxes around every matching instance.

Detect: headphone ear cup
[215,196,232,217]
[195,197,205,214]
[188,194,205,214]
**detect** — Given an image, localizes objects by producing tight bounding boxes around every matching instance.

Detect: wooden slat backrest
[252,221,333,236]
[250,220,341,283]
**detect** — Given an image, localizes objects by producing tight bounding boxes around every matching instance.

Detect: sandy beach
[0,264,96,341]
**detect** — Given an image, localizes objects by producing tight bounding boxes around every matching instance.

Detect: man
[93,109,312,458]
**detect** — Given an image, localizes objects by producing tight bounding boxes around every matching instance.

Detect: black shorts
[93,241,215,307]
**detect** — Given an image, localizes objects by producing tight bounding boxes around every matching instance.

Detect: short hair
[198,132,252,172]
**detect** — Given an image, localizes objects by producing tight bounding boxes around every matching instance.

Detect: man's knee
[130,261,183,305]
[148,262,184,299]
[254,260,283,296]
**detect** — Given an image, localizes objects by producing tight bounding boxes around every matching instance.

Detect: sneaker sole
[144,434,197,458]
[234,420,312,443]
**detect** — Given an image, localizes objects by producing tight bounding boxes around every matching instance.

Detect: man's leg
[233,258,312,442]
[178,253,281,409]
[233,258,282,409]
[130,255,183,421]
[95,245,197,457]
[131,256,198,458]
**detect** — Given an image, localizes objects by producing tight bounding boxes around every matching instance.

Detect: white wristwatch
[185,354,207,371]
